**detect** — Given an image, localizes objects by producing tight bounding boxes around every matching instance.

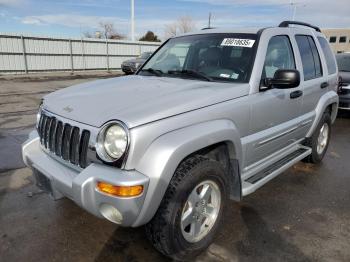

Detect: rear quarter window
[317,37,337,74]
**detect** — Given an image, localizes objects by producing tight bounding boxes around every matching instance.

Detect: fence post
[20,35,28,74]
[69,39,74,73]
[106,39,110,72]
[81,38,86,70]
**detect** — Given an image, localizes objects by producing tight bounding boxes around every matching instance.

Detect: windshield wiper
[168,69,212,82]
[141,68,163,76]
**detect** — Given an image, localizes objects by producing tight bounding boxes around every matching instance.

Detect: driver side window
[263,35,295,78]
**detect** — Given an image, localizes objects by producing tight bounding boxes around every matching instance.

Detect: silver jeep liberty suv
[22,21,339,260]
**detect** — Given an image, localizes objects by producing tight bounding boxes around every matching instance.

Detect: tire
[303,111,332,164]
[145,155,229,260]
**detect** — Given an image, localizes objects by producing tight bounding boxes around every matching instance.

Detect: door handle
[290,90,303,99]
[321,82,329,89]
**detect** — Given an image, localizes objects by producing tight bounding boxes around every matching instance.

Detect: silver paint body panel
[22,26,339,227]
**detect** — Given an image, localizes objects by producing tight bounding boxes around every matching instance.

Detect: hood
[43,75,249,128]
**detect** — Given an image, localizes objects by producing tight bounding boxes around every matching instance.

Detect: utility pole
[208,12,212,28]
[131,0,135,41]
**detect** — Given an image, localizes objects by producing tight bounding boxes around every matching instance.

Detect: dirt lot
[0,73,350,262]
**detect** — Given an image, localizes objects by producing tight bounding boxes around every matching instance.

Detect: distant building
[322,29,350,53]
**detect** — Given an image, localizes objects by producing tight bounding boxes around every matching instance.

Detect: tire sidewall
[168,160,228,259]
[311,112,331,163]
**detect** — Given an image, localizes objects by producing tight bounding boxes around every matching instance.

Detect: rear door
[293,34,328,120]
[317,36,338,93]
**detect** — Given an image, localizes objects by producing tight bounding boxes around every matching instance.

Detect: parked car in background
[336,53,350,110]
[22,21,339,260]
[121,51,153,74]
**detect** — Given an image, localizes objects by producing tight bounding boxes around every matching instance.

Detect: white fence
[0,33,161,74]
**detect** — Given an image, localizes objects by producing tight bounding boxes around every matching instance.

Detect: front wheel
[145,155,228,260]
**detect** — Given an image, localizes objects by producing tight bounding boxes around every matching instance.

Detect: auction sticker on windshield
[221,38,255,48]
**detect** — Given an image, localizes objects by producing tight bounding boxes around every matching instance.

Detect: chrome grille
[37,112,91,168]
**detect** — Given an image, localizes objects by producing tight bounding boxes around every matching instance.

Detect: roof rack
[278,21,321,32]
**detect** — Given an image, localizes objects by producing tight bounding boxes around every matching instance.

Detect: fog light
[97,181,143,197]
[99,203,123,224]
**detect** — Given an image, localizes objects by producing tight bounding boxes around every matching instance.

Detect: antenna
[208,12,212,28]
[289,1,306,21]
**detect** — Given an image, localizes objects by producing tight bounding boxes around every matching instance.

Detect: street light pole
[292,4,297,21]
[131,0,135,41]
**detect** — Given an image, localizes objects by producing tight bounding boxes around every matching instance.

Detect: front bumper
[22,131,149,227]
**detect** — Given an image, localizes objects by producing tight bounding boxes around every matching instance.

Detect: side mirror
[264,69,300,89]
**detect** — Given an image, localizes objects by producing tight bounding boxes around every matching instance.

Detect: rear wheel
[303,111,331,163]
[145,155,228,260]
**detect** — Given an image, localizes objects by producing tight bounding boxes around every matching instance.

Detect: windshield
[140,52,152,59]
[138,33,258,83]
[336,54,350,72]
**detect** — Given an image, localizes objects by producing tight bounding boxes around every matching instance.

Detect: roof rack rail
[278,21,321,32]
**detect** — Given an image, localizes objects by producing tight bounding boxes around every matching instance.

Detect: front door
[245,35,303,167]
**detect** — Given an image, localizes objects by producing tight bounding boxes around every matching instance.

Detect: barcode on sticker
[221,38,255,48]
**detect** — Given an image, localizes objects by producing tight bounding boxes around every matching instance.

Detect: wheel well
[181,142,242,201]
[326,103,337,123]
[326,104,332,114]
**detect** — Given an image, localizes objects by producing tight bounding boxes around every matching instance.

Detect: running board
[242,145,311,196]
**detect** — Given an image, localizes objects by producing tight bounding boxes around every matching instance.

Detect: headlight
[97,122,129,162]
[36,100,43,128]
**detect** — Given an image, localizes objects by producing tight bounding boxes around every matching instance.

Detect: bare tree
[164,22,178,38]
[164,16,196,39]
[177,16,196,34]
[84,22,125,40]
[98,21,125,39]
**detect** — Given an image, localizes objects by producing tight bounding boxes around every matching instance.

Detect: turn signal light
[97,182,143,197]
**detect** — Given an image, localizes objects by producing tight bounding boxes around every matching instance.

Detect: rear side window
[317,37,337,74]
[309,38,322,78]
[295,35,323,81]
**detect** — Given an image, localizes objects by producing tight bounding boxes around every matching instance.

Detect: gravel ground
[0,73,349,262]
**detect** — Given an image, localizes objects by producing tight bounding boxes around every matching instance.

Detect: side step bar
[242,145,311,196]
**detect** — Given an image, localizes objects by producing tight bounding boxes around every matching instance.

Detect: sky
[0,0,349,40]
